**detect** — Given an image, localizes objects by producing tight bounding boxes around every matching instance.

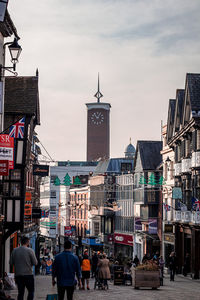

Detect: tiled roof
[5,76,40,125]
[93,158,134,175]
[0,10,19,38]
[186,73,200,111]
[137,141,162,170]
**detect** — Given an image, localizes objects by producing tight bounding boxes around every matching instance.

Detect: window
[94,222,99,236]
[121,163,132,173]
[11,170,21,180]
[11,183,21,197]
[50,190,56,198]
[50,175,57,183]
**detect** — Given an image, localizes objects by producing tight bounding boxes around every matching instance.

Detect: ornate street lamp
[0,37,22,80]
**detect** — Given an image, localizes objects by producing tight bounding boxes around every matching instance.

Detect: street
[8,274,200,300]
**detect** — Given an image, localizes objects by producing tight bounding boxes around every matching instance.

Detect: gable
[166,99,176,142]
[173,89,185,135]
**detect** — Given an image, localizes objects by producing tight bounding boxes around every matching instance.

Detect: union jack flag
[192,197,200,211]
[9,117,25,139]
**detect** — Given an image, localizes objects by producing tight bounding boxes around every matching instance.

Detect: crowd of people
[0,236,192,300]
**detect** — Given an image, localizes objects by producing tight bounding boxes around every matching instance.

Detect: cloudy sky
[8,0,200,161]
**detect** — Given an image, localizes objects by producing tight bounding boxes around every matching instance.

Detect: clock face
[91,111,104,125]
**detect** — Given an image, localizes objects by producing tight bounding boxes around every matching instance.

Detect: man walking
[10,236,38,300]
[52,240,81,300]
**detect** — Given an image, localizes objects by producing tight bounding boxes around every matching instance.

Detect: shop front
[114,233,133,259]
[163,224,175,266]
[82,237,103,255]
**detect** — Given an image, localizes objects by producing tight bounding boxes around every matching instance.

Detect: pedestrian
[183,253,190,276]
[98,254,111,289]
[169,252,177,281]
[52,240,81,300]
[91,252,98,278]
[10,236,38,300]
[159,256,165,278]
[142,253,148,264]
[80,250,91,290]
[133,255,140,267]
[41,257,47,275]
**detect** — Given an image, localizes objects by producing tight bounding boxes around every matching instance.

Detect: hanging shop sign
[148,218,158,234]
[172,187,182,199]
[33,164,49,177]
[32,208,42,219]
[64,226,72,236]
[24,204,32,216]
[114,233,133,246]
[0,160,9,176]
[25,192,32,202]
[0,134,14,169]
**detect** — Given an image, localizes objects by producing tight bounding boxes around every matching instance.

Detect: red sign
[64,226,72,236]
[25,192,32,202]
[0,135,14,169]
[114,233,133,246]
[0,160,9,176]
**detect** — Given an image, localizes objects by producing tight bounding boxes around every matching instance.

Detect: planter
[131,268,160,289]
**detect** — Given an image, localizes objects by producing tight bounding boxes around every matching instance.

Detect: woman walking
[81,251,91,290]
[98,254,111,289]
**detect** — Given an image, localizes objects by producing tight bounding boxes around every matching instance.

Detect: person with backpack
[80,250,91,290]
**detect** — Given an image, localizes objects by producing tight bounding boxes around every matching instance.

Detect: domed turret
[125,138,135,159]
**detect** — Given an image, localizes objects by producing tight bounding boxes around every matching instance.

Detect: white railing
[191,152,200,168]
[181,211,192,223]
[181,158,191,173]
[192,211,200,224]
[173,210,181,221]
[174,163,182,176]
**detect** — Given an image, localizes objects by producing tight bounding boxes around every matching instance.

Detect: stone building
[167,73,200,279]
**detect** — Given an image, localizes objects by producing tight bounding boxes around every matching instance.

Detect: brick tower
[86,76,111,161]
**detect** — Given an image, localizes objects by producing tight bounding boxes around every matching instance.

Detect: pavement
[7,274,200,300]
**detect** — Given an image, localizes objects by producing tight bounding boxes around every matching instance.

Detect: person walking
[41,257,46,275]
[133,255,140,267]
[169,252,177,281]
[91,252,98,278]
[159,255,165,278]
[10,236,38,300]
[98,254,111,289]
[52,240,81,300]
[80,250,91,290]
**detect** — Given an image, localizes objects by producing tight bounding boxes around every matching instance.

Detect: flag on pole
[178,201,187,211]
[163,203,171,211]
[192,197,200,211]
[9,117,25,139]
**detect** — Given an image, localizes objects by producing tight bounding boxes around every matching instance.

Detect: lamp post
[0,37,22,132]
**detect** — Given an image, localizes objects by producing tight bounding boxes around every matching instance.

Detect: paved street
[8,274,200,300]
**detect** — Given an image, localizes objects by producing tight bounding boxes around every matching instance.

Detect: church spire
[94,73,103,103]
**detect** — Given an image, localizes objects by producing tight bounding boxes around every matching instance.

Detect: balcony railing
[191,152,200,168]
[174,163,182,176]
[181,158,191,173]
[192,211,200,224]
[181,211,192,223]
[173,210,181,221]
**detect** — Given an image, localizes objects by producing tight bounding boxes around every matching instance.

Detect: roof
[4,76,40,125]
[125,143,136,155]
[186,73,200,111]
[58,161,98,167]
[136,141,162,170]
[93,158,134,175]
[0,10,19,38]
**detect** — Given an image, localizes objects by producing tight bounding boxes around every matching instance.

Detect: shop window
[94,222,99,236]
[11,169,21,180]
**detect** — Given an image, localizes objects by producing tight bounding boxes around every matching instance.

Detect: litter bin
[114,265,124,285]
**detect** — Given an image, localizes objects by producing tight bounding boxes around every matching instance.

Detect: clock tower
[86,76,111,161]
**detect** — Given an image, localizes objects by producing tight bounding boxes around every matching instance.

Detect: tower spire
[94,73,103,103]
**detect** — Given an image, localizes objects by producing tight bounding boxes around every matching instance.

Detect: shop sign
[64,226,72,236]
[172,187,182,199]
[25,192,32,202]
[0,135,14,169]
[148,218,157,234]
[164,234,175,244]
[164,224,173,233]
[32,208,41,219]
[108,234,114,242]
[33,164,49,177]
[24,204,32,216]
[135,217,142,231]
[114,233,133,246]
[0,160,9,176]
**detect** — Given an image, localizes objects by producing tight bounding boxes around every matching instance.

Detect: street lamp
[8,38,22,70]
[0,37,22,80]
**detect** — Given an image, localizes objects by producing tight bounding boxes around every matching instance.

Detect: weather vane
[94,73,103,103]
